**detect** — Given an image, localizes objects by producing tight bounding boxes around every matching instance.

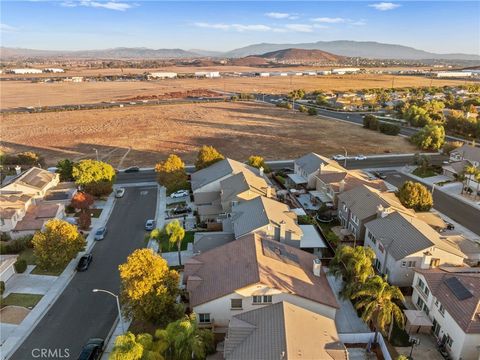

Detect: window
[231,299,243,309]
[408,261,417,268]
[416,296,425,310]
[198,313,211,323]
[417,278,425,290]
[253,295,272,304]
[401,261,407,268]
[368,231,376,244]
[438,303,445,316]
[350,214,359,224]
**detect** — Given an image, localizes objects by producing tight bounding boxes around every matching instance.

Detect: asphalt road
[12,186,157,360]
[383,171,480,236]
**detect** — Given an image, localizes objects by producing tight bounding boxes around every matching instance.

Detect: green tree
[288,89,305,100]
[32,219,86,270]
[56,159,74,182]
[463,165,478,194]
[72,159,116,196]
[119,249,182,324]
[351,276,405,342]
[298,105,308,113]
[247,155,270,172]
[411,124,445,150]
[165,220,185,266]
[195,146,224,170]
[156,314,214,360]
[363,115,379,130]
[307,107,318,116]
[396,181,433,211]
[316,94,329,106]
[110,332,165,360]
[155,155,188,194]
[17,151,43,166]
[149,228,169,254]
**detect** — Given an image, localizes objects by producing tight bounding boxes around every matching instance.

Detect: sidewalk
[0,194,117,360]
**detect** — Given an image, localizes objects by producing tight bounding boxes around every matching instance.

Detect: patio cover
[404,310,433,327]
[300,225,328,249]
[309,190,331,203]
[291,208,307,216]
[287,173,307,185]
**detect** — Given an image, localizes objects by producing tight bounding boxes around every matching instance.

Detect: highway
[12,186,157,360]
[383,171,480,236]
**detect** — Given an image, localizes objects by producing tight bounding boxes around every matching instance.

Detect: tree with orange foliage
[71,191,94,210]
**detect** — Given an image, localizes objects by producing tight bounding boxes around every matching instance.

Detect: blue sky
[1,1,479,54]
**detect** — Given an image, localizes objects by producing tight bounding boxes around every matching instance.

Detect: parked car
[446,222,455,230]
[94,227,107,241]
[77,254,93,272]
[145,219,156,231]
[373,171,387,180]
[355,155,367,160]
[173,207,192,215]
[77,338,104,360]
[170,190,189,198]
[115,188,126,198]
[124,166,140,173]
[332,154,346,161]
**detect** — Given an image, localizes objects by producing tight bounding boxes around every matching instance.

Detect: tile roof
[190,159,258,192]
[230,196,301,239]
[2,167,57,191]
[365,212,465,260]
[338,185,411,220]
[452,144,480,164]
[220,171,271,205]
[184,234,339,309]
[317,170,387,193]
[193,232,235,253]
[224,301,347,360]
[13,203,60,231]
[295,152,340,175]
[415,268,480,333]
[0,194,32,208]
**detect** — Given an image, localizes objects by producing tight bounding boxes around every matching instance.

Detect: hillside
[258,48,344,64]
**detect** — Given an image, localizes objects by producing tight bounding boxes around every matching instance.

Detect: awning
[309,190,332,203]
[291,208,307,216]
[300,225,328,249]
[287,173,307,185]
[404,310,433,327]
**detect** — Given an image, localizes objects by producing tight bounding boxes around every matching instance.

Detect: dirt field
[1,74,473,109]
[1,101,417,167]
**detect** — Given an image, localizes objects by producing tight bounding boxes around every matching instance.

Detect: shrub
[0,281,4,296]
[363,115,379,130]
[0,235,33,254]
[297,215,315,225]
[298,105,308,113]
[308,107,318,116]
[65,204,75,214]
[14,259,27,273]
[276,102,292,109]
[379,122,401,135]
[396,181,433,211]
[83,181,113,197]
[0,232,11,242]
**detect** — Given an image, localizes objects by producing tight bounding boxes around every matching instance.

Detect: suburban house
[1,167,60,198]
[0,255,19,282]
[223,301,347,360]
[443,144,480,180]
[0,193,35,233]
[314,167,387,208]
[411,269,480,360]
[337,185,412,240]
[191,159,266,221]
[287,152,340,189]
[183,233,339,330]
[364,212,465,287]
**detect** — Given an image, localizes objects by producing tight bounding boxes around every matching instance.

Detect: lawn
[158,231,195,253]
[412,167,438,178]
[74,208,103,218]
[1,293,43,309]
[18,248,36,265]
[31,264,66,276]
[318,220,341,247]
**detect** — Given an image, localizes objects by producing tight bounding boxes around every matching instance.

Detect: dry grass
[1,101,417,167]
[1,74,473,108]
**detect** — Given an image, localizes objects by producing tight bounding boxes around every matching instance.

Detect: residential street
[384,171,480,236]
[11,186,157,360]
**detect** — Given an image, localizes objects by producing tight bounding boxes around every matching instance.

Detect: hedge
[14,259,27,273]
[379,122,401,135]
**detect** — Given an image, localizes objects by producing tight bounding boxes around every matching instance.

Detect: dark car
[76,254,93,272]
[173,207,192,215]
[373,171,387,180]
[124,166,140,173]
[77,338,104,360]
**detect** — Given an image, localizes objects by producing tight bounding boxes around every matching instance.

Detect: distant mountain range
[1,40,479,61]
[258,48,344,64]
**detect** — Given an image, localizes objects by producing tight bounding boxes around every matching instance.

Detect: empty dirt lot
[1,74,473,108]
[1,101,417,167]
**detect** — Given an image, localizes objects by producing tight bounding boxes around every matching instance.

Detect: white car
[332,154,346,161]
[355,155,367,160]
[115,188,126,198]
[170,190,189,198]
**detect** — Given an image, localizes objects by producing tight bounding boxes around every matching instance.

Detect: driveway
[12,186,158,360]
[3,269,56,297]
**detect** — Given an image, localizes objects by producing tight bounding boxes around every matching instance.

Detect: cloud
[265,12,299,20]
[368,2,401,11]
[0,23,17,32]
[312,17,346,23]
[285,24,313,33]
[194,22,272,32]
[351,19,367,26]
[60,0,134,11]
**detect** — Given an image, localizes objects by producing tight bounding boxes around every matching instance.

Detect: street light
[92,288,125,333]
[92,148,99,161]
[342,147,348,168]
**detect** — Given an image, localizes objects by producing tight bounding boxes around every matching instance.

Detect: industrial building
[44,68,65,73]
[434,71,472,78]
[332,68,360,75]
[149,72,177,79]
[7,68,43,74]
[194,71,221,78]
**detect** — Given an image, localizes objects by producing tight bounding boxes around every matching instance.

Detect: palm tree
[149,228,168,255]
[165,220,185,266]
[156,314,207,360]
[464,165,477,195]
[351,275,405,343]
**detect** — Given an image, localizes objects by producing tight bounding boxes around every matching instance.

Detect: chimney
[279,220,286,242]
[15,165,22,175]
[266,186,272,198]
[259,167,264,177]
[339,179,345,193]
[376,205,389,218]
[421,252,432,269]
[313,258,322,277]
